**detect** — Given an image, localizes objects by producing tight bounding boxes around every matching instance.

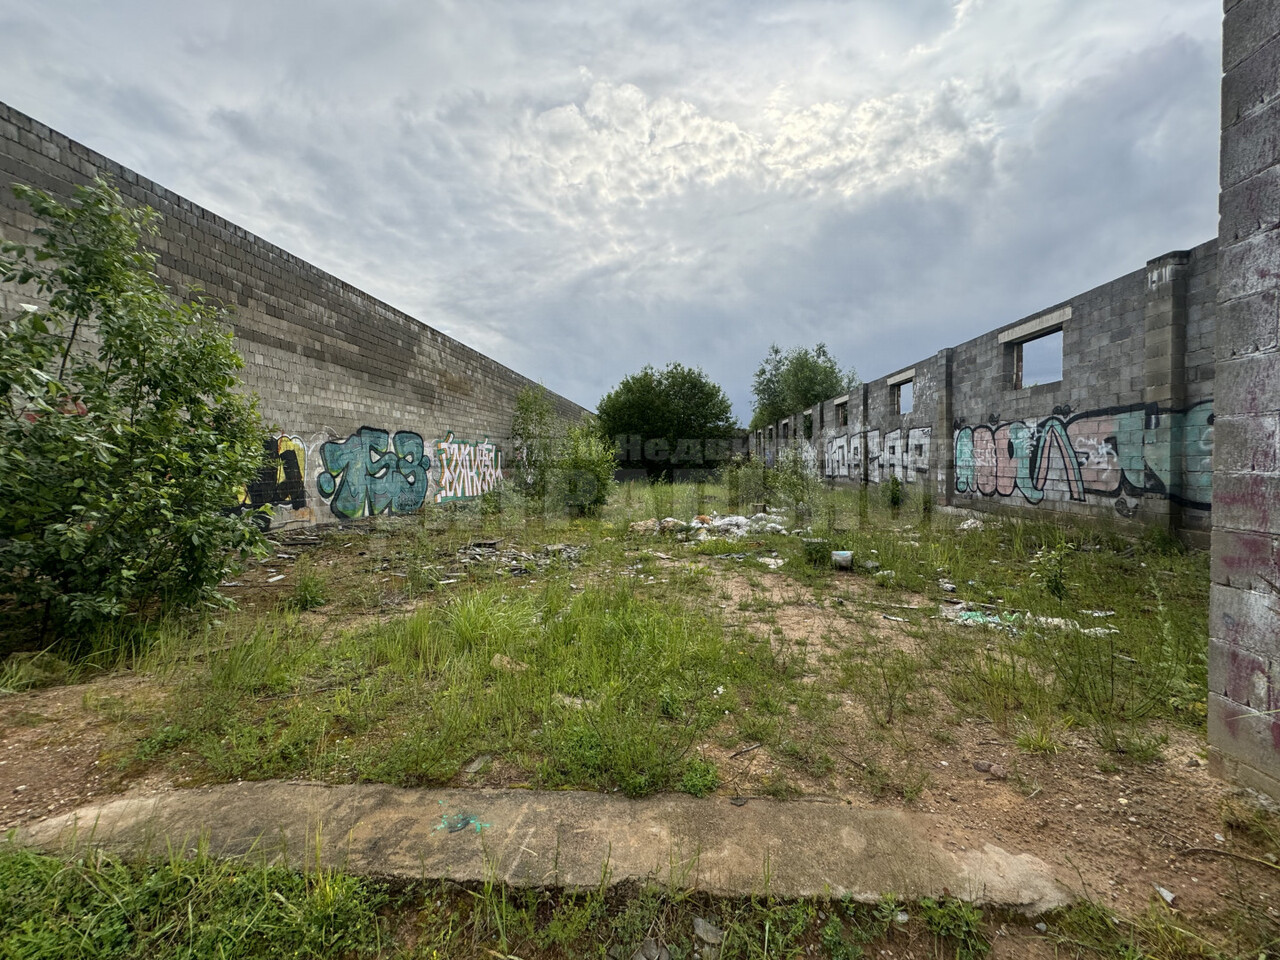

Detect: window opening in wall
[818,405,824,431]
[836,401,848,427]
[893,380,914,415]
[803,412,813,440]
[782,421,790,441]
[1016,329,1063,388]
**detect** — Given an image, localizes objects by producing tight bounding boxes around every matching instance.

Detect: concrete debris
[958,518,985,532]
[693,918,724,944]
[635,514,790,539]
[456,542,580,574]
[874,570,896,579]
[938,580,957,592]
[940,604,1119,636]
[633,938,668,960]
[758,557,785,569]
[490,654,528,672]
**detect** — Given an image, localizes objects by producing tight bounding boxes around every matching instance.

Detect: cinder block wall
[1208,0,1280,798]
[768,240,1217,539]
[0,101,587,528]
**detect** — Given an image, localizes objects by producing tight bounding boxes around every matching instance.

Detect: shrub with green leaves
[0,178,265,637]
[509,383,564,504]
[550,419,617,516]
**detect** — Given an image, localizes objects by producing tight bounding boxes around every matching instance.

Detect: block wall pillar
[1208,0,1280,798]
[1143,250,1192,532]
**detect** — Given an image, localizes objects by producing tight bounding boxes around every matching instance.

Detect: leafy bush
[550,420,617,516]
[716,453,770,511]
[773,442,819,518]
[509,383,563,504]
[0,178,265,637]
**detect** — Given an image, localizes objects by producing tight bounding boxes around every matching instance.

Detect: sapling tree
[0,178,266,638]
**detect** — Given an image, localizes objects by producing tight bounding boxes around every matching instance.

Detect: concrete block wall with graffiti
[759,239,1218,537]
[0,101,588,531]
[238,427,505,527]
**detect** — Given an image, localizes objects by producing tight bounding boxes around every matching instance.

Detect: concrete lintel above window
[886,369,914,387]
[998,305,1072,344]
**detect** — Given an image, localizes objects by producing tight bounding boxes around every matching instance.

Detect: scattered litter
[1153,884,1176,906]
[831,550,853,569]
[266,574,286,584]
[219,581,245,587]
[658,517,687,533]
[758,557,785,569]
[958,518,985,531]
[874,570,896,579]
[938,580,957,592]
[895,911,909,925]
[883,615,909,623]
[1214,833,1225,843]
[1081,610,1116,618]
[863,560,880,572]
[275,553,296,560]
[464,755,491,775]
[1035,922,1048,934]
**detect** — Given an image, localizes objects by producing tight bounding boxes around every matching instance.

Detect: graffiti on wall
[825,427,929,483]
[954,401,1212,513]
[317,427,431,519]
[241,435,307,510]
[435,432,502,503]
[824,431,856,479]
[884,427,932,483]
[237,435,310,530]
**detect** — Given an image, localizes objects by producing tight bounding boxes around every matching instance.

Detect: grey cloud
[0,1,1223,422]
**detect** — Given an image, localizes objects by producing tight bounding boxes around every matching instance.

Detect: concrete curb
[16,782,1071,915]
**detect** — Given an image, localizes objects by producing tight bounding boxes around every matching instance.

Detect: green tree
[596,363,739,480]
[750,343,857,430]
[0,178,266,638]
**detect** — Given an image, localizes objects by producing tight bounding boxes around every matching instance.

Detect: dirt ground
[2,529,1277,950]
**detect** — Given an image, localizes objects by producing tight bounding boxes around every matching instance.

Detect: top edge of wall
[0,99,589,417]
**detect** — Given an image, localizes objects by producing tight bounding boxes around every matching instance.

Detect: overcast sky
[0,1,1222,422]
